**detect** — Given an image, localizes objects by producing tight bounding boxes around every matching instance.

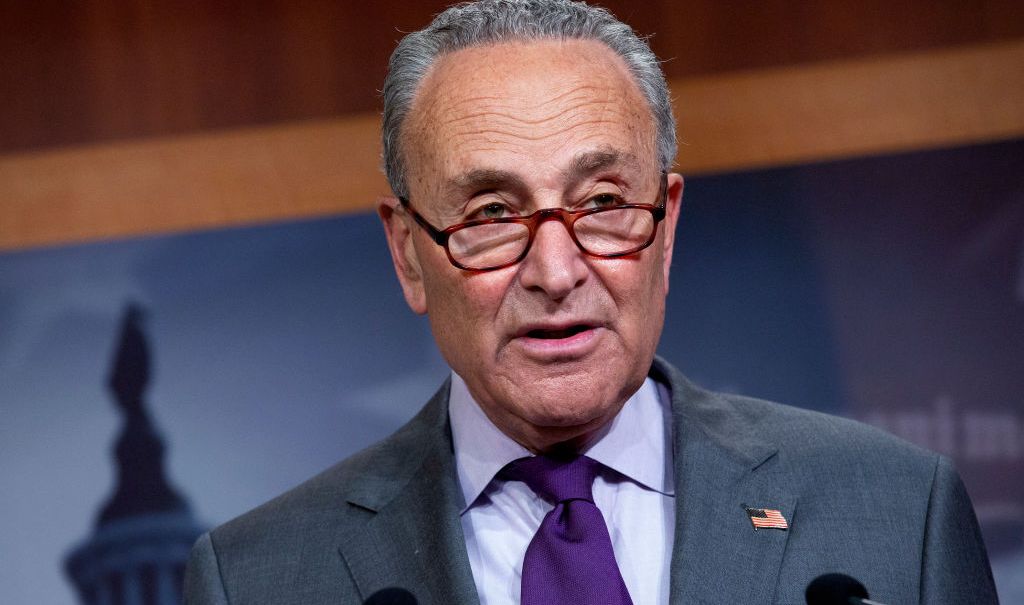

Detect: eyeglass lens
[447,207,657,269]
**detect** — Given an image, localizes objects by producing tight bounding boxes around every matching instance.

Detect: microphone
[363,587,419,605]
[805,573,888,605]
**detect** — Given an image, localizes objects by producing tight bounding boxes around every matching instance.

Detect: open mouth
[526,324,592,339]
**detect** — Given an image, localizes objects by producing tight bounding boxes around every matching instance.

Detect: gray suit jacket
[185,358,998,604]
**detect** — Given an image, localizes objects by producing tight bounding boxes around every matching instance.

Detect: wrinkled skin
[379,39,683,453]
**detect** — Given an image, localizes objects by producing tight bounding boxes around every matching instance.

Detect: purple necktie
[503,455,633,605]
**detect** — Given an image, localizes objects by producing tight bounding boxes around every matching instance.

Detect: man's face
[380,39,682,452]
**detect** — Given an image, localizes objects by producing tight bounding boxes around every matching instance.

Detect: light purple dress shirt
[449,372,675,605]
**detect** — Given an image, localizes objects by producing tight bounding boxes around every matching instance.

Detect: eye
[585,192,625,209]
[468,201,512,221]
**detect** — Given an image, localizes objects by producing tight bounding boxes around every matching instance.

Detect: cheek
[601,256,667,341]
[641,253,668,321]
[420,262,511,352]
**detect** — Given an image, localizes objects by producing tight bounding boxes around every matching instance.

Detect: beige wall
[2,2,1023,249]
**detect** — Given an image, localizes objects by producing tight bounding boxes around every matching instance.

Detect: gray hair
[381,0,677,199]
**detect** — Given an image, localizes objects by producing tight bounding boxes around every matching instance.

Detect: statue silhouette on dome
[66,303,204,605]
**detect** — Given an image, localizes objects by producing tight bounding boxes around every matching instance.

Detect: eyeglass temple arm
[398,197,449,245]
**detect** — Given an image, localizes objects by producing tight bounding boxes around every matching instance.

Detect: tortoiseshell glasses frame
[398,172,668,271]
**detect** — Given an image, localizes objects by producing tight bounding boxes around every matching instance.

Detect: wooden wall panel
[649,0,1024,74]
[2,0,1022,153]
[3,41,1021,251]
[0,1,441,152]
[0,116,384,250]
[676,41,1024,174]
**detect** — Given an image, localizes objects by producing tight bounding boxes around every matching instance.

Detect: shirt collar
[448,371,674,514]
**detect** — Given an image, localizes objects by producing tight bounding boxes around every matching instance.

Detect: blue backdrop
[1,140,1021,602]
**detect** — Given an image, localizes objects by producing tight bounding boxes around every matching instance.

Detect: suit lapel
[337,383,479,605]
[336,360,796,604]
[655,360,796,605]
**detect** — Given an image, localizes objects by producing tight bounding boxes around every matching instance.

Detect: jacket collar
[653,358,796,605]
[336,379,480,605]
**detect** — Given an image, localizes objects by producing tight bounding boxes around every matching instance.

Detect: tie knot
[503,454,600,503]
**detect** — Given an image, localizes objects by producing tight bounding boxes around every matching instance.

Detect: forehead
[403,38,657,192]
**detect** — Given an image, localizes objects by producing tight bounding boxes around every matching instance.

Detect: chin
[523,392,620,429]
[518,402,621,452]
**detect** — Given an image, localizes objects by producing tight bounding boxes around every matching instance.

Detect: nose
[516,214,589,300]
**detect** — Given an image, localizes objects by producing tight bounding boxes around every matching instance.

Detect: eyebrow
[563,148,641,179]
[450,149,640,188]
[440,148,643,207]
[451,169,527,193]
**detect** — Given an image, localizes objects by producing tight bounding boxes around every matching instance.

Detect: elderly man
[185,1,997,604]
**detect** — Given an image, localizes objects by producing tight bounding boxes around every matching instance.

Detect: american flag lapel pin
[742,503,788,531]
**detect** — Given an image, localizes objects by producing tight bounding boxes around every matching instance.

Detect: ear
[658,173,684,294]
[378,196,428,314]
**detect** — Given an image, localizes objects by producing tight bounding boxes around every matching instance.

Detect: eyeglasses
[399,173,668,271]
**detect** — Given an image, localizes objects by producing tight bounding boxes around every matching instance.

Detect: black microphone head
[805,573,870,605]
[364,587,418,605]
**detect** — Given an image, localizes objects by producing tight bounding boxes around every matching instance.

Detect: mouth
[525,324,593,340]
[511,321,603,360]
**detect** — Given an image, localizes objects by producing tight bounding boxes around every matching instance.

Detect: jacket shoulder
[655,356,938,473]
[212,382,448,545]
[730,392,937,468]
[189,382,452,602]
